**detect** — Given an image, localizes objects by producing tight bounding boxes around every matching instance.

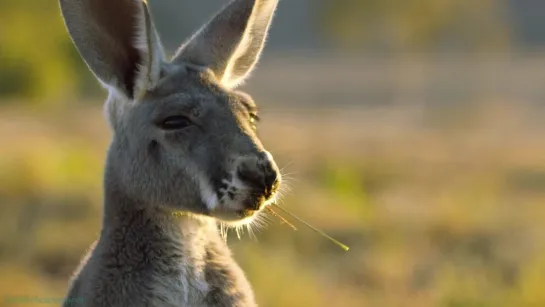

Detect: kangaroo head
[60,0,281,224]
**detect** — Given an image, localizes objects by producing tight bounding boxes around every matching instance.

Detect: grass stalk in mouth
[270,203,350,251]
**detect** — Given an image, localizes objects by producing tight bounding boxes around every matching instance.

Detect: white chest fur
[151,219,212,306]
[151,266,210,306]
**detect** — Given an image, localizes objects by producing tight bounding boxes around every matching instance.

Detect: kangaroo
[59,0,281,306]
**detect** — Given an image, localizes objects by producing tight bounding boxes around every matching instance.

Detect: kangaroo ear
[59,0,164,99]
[173,0,278,88]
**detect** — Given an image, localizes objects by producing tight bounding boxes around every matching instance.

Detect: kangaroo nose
[236,153,280,197]
[264,168,278,192]
[237,166,262,187]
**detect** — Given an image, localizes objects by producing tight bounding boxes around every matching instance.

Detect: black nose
[264,170,278,193]
[237,167,262,187]
[237,158,279,196]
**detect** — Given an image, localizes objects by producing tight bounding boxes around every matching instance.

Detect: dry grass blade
[271,203,350,251]
[266,206,298,230]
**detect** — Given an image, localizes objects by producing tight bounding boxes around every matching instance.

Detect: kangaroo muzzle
[235,151,280,210]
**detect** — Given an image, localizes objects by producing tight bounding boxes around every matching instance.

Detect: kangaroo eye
[249,114,260,130]
[249,113,260,124]
[159,115,192,130]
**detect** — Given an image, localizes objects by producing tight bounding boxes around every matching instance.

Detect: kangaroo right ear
[59,0,164,100]
[173,0,279,89]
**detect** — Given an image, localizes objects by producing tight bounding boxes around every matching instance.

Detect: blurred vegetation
[0,0,517,101]
[2,104,545,306]
[319,0,512,52]
[2,1,545,306]
[0,0,92,103]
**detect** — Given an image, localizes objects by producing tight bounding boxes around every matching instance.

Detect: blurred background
[2,0,545,306]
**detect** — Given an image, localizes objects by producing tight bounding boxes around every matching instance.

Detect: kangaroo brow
[149,95,204,121]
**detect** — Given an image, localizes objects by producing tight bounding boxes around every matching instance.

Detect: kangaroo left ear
[172,0,279,89]
[59,0,165,100]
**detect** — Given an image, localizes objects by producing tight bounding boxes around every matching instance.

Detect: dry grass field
[2,95,545,306]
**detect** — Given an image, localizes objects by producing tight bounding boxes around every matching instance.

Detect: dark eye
[249,113,260,125]
[159,115,192,130]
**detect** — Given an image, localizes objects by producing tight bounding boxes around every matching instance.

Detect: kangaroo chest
[150,265,210,306]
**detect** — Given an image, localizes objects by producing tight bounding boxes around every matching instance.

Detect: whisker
[279,161,294,173]
[259,212,275,224]
[219,223,228,242]
[279,173,299,181]
[235,225,242,240]
[252,213,270,231]
[246,224,257,241]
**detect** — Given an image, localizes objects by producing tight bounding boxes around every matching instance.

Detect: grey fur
[59,0,281,306]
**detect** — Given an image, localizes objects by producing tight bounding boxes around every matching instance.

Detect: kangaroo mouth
[211,188,276,224]
[235,190,276,219]
[237,209,258,218]
[242,193,268,211]
[230,192,269,218]
[209,170,280,224]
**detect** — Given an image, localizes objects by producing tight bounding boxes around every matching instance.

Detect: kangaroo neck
[100,186,219,272]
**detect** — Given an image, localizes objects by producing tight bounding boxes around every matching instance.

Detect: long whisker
[279,161,294,173]
[219,222,227,242]
[245,223,257,241]
[279,173,299,180]
[252,213,270,231]
[271,203,350,251]
[235,225,242,240]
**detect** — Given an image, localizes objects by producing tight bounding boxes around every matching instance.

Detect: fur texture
[59,0,281,306]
